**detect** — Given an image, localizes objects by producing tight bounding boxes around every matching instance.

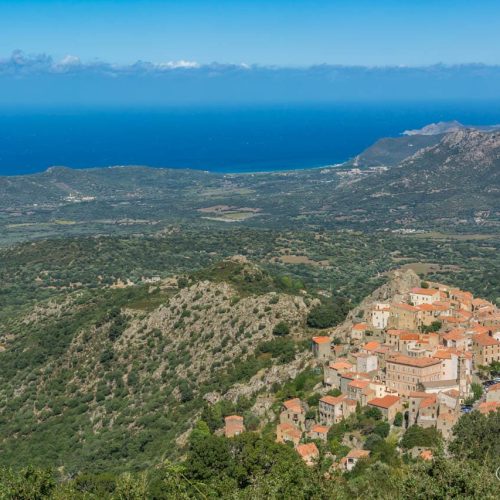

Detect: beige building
[340,449,370,472]
[312,336,331,361]
[354,352,378,373]
[318,394,356,425]
[276,422,301,446]
[472,334,500,366]
[296,443,319,466]
[367,395,401,422]
[324,359,354,388]
[224,415,245,438]
[280,398,307,430]
[371,303,390,330]
[410,287,441,306]
[486,383,500,402]
[351,322,369,340]
[386,355,441,395]
[308,424,330,442]
[388,304,421,331]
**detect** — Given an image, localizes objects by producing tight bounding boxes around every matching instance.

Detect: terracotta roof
[352,323,368,331]
[442,329,466,341]
[409,391,432,399]
[278,422,302,439]
[346,449,370,459]
[283,398,304,413]
[386,329,409,336]
[474,334,500,347]
[225,415,244,422]
[437,413,457,422]
[393,303,419,312]
[411,287,439,296]
[310,424,330,434]
[329,360,353,371]
[296,442,319,458]
[418,304,439,311]
[320,395,346,406]
[439,316,462,324]
[433,350,453,360]
[420,449,433,461]
[345,398,358,406]
[348,379,371,389]
[443,389,460,398]
[312,336,331,344]
[468,325,491,335]
[420,396,437,409]
[472,298,493,307]
[400,333,420,341]
[362,341,381,351]
[489,383,500,392]
[367,395,400,409]
[478,401,500,414]
[387,355,441,368]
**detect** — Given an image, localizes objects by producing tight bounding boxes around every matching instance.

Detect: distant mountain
[402,120,465,136]
[403,120,500,136]
[335,128,500,228]
[348,134,442,167]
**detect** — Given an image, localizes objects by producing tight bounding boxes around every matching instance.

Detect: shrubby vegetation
[1,409,498,498]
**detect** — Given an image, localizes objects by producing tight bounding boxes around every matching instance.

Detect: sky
[1,0,500,67]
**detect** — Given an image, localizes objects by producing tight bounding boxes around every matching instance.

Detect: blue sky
[1,0,500,66]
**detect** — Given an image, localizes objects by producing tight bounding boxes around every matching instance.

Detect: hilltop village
[225,280,500,469]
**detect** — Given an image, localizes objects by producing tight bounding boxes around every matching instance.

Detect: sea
[1,101,500,176]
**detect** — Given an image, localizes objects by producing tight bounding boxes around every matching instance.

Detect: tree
[306,298,350,329]
[401,454,500,499]
[400,425,442,450]
[393,412,403,427]
[373,421,390,438]
[0,466,56,500]
[272,321,290,336]
[449,409,500,462]
[363,407,382,420]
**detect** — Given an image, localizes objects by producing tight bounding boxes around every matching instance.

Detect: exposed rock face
[332,269,420,340]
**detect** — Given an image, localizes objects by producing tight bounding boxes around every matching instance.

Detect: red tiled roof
[296,442,319,458]
[320,395,346,406]
[283,398,304,413]
[400,333,420,341]
[367,395,400,409]
[474,334,500,347]
[393,303,419,312]
[478,401,500,414]
[312,336,331,344]
[310,424,330,434]
[387,355,441,368]
[352,323,368,331]
[329,360,353,371]
[278,422,302,439]
[420,396,437,409]
[346,449,370,459]
[411,287,440,296]
[225,415,244,422]
[362,341,381,351]
[348,379,371,389]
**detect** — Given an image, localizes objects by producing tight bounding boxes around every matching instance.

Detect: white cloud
[155,60,200,70]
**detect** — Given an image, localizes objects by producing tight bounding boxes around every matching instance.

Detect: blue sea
[1,101,500,176]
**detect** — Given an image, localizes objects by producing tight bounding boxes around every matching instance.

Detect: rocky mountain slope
[334,128,500,229]
[0,258,318,472]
